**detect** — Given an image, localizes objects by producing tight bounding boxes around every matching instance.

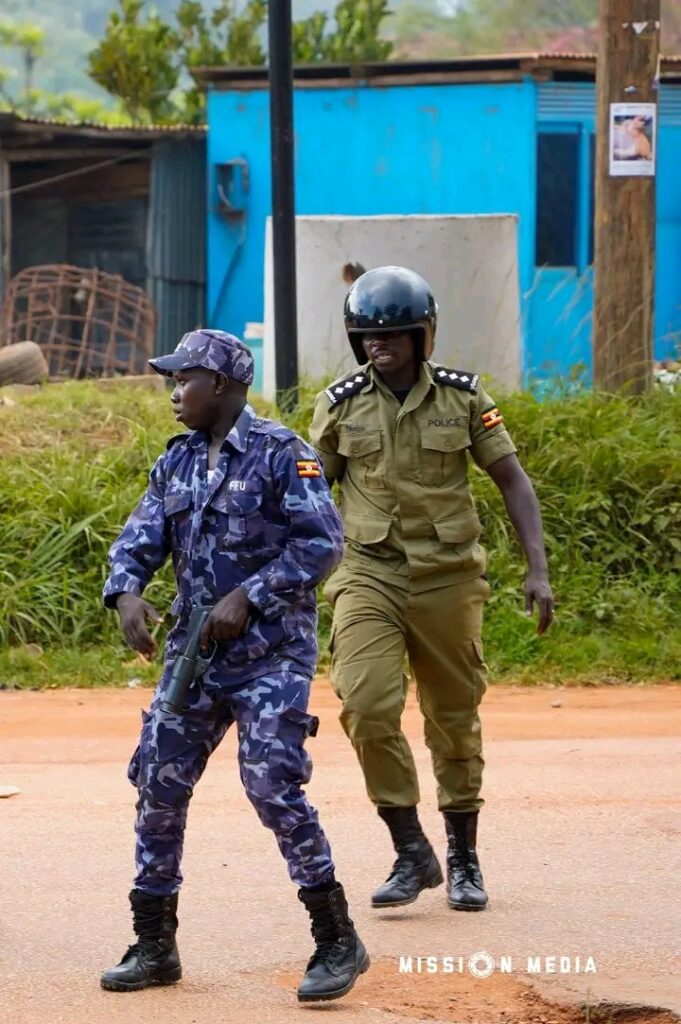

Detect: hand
[200,588,252,645]
[525,573,554,635]
[116,593,163,656]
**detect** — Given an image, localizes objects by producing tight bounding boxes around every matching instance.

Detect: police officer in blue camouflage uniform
[100,330,369,1003]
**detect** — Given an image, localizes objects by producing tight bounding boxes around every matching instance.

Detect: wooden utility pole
[593,0,661,393]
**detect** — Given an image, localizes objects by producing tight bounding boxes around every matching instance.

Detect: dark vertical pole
[268,0,298,407]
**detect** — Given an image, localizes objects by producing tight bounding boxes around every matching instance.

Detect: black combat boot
[444,810,488,911]
[372,806,444,908]
[100,890,182,991]
[297,882,370,1002]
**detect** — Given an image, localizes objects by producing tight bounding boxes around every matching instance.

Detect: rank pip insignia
[325,372,369,406]
[433,367,480,393]
[296,459,321,478]
[482,406,504,430]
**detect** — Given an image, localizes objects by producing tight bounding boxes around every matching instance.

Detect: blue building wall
[529,81,681,381]
[206,76,681,387]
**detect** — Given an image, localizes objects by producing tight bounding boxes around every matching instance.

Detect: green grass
[0,379,679,689]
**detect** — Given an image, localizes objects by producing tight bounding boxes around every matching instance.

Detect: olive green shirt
[309,360,517,592]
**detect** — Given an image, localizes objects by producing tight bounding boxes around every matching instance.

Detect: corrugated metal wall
[538,81,681,126]
[147,139,206,356]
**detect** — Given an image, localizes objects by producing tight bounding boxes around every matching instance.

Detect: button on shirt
[309,361,517,591]
[103,404,344,679]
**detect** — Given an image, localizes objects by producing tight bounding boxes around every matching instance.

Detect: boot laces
[131,899,175,952]
[448,845,483,884]
[121,937,168,967]
[386,841,429,882]
[307,904,349,969]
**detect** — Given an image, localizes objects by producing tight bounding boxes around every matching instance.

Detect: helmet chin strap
[410,327,427,363]
[349,333,368,364]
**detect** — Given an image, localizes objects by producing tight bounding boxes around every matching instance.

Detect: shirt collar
[183,403,256,454]
[367,360,435,402]
[223,403,256,453]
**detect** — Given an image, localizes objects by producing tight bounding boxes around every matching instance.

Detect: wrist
[524,569,548,585]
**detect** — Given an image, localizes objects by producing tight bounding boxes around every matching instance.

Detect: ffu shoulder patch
[432,366,480,393]
[325,371,370,407]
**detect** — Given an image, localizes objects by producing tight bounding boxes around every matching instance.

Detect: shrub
[0,380,679,685]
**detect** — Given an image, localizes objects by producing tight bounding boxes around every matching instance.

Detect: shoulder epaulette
[251,417,297,444]
[325,371,370,407]
[432,366,479,393]
[165,432,191,451]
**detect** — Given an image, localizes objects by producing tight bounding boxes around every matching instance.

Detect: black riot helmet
[343,266,438,364]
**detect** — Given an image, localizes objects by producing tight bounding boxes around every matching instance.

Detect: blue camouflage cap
[148,329,254,385]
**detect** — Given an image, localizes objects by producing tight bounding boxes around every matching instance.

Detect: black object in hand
[161,606,217,714]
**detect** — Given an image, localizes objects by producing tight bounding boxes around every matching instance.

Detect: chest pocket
[337,430,386,490]
[209,483,265,547]
[163,488,193,547]
[419,427,469,486]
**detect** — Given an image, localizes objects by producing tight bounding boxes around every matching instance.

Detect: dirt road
[1,683,680,1024]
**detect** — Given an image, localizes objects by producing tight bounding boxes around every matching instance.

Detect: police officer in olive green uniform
[310,267,554,913]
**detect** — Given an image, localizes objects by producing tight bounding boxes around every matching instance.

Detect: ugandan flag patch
[482,407,504,430]
[296,459,321,478]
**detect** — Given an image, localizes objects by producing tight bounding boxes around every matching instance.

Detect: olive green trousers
[325,567,489,811]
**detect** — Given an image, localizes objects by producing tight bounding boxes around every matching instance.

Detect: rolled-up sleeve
[240,439,344,619]
[308,391,346,481]
[102,455,171,609]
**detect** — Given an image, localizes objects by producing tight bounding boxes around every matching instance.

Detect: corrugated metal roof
[0,112,206,140]
[194,52,681,89]
[14,114,207,133]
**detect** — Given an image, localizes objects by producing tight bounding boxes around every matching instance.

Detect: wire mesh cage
[0,264,156,378]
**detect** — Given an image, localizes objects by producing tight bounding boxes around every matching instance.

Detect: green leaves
[312,0,393,63]
[88,0,182,123]
[87,0,393,126]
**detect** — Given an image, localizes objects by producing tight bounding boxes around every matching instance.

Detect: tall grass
[0,380,679,686]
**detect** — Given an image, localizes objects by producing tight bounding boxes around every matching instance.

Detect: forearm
[103,536,168,607]
[242,529,343,619]
[499,471,548,575]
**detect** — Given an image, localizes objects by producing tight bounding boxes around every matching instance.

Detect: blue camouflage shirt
[103,404,344,679]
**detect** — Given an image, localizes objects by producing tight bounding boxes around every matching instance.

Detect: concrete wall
[263,214,521,398]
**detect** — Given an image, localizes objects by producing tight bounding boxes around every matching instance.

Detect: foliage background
[0,1,679,123]
[0,380,679,689]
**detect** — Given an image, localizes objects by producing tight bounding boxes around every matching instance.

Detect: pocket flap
[163,489,192,515]
[342,512,391,545]
[337,431,382,458]
[281,705,319,738]
[433,508,481,544]
[421,427,469,453]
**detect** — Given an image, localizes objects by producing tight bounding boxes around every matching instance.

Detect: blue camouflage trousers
[127,658,335,897]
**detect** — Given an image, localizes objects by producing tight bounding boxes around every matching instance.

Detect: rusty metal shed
[0,114,207,359]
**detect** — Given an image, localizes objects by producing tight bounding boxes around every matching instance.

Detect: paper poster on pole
[609,103,657,176]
